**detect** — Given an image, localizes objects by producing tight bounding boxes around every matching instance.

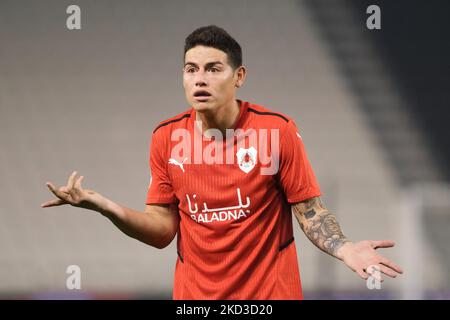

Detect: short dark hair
[184,25,242,69]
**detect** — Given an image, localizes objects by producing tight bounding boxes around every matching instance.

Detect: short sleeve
[145,129,177,205]
[278,120,321,203]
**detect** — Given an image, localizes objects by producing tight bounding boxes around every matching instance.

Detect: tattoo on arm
[304,209,316,219]
[292,197,350,257]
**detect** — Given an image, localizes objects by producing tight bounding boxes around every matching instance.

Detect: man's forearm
[292,197,351,259]
[94,195,174,249]
[42,172,177,249]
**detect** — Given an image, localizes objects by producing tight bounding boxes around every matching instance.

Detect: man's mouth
[193,91,212,100]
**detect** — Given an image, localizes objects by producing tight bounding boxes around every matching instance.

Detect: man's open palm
[41,171,101,211]
[339,240,404,282]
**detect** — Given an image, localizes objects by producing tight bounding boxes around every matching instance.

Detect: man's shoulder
[152,108,192,135]
[245,101,294,129]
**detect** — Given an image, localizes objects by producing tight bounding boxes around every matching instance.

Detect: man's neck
[196,99,240,136]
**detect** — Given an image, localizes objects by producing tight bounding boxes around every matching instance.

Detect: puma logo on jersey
[169,157,187,172]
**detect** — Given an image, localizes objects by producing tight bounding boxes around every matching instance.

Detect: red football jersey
[146,100,321,299]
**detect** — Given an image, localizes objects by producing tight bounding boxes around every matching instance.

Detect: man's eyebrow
[184,61,224,68]
[205,61,223,68]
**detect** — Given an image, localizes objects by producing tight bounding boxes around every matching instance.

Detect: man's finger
[46,182,69,201]
[380,258,404,274]
[371,240,395,249]
[46,182,61,197]
[356,268,369,280]
[74,175,84,191]
[378,264,399,278]
[66,171,78,189]
[41,198,67,208]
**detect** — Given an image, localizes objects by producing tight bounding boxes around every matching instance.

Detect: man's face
[183,45,240,112]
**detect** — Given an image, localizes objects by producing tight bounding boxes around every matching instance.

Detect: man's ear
[235,66,247,88]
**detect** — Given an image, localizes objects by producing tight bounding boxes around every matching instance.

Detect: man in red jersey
[42,25,403,299]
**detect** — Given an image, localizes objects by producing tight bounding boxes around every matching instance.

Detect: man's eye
[208,68,219,72]
[186,68,195,73]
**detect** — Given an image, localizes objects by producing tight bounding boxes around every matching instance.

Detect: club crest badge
[236,147,257,173]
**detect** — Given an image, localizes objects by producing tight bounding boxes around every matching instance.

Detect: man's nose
[194,70,207,87]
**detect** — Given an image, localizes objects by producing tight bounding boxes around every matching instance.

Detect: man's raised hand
[337,240,404,282]
[42,171,103,212]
